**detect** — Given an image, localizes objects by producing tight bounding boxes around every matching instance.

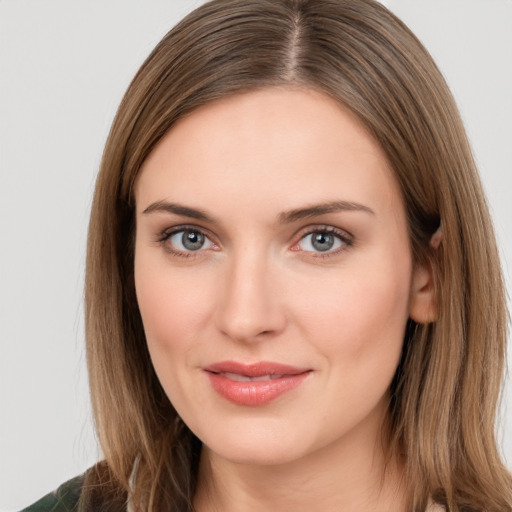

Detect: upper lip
[203,361,311,377]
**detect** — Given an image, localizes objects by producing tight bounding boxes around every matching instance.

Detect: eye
[164,228,215,254]
[296,228,351,254]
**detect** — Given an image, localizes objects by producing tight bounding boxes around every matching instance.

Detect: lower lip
[206,371,311,406]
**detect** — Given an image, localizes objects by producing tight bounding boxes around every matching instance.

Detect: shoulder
[20,464,129,512]
[20,475,84,512]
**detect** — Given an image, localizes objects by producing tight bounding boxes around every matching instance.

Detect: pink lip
[203,361,312,406]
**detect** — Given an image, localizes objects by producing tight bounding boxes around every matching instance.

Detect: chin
[206,441,306,467]
[196,416,312,466]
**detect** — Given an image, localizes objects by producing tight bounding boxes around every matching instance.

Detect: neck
[193,428,408,512]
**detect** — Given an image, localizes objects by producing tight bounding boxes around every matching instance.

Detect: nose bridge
[215,244,284,342]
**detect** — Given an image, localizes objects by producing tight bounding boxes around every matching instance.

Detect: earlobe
[409,227,442,323]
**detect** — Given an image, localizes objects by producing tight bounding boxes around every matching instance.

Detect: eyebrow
[142,201,215,222]
[278,200,375,223]
[141,199,374,224]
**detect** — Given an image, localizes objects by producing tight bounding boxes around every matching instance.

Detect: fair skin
[134,88,436,512]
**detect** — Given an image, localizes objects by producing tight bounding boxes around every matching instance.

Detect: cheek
[293,255,412,374]
[134,258,221,420]
[134,256,215,363]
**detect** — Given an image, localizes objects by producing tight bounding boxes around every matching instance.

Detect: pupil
[182,230,204,251]
[312,232,334,251]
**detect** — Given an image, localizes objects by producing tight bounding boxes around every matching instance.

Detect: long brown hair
[84,0,511,510]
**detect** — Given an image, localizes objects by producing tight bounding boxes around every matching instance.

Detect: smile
[218,372,288,382]
[203,361,312,406]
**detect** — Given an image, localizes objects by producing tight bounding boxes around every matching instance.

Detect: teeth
[221,372,284,382]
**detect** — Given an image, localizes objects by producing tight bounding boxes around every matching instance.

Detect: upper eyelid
[294,224,353,241]
[159,222,352,235]
[159,224,215,241]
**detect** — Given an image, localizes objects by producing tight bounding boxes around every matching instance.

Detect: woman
[22,0,511,510]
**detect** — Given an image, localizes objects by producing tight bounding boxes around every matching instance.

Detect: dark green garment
[20,475,84,512]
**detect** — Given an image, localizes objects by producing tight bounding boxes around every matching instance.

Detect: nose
[214,250,286,343]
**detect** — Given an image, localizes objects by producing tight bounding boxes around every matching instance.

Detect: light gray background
[1,1,511,510]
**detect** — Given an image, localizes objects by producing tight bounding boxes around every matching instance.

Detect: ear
[409,227,442,324]
[409,262,437,323]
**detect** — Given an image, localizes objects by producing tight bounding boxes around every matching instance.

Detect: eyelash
[292,226,353,259]
[157,225,353,259]
[157,225,218,258]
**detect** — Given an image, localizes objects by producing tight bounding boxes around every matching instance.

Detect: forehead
[135,87,402,220]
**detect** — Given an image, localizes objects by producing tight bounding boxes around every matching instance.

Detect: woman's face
[134,88,432,466]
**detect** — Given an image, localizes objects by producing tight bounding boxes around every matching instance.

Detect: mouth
[216,372,289,382]
[202,361,312,406]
